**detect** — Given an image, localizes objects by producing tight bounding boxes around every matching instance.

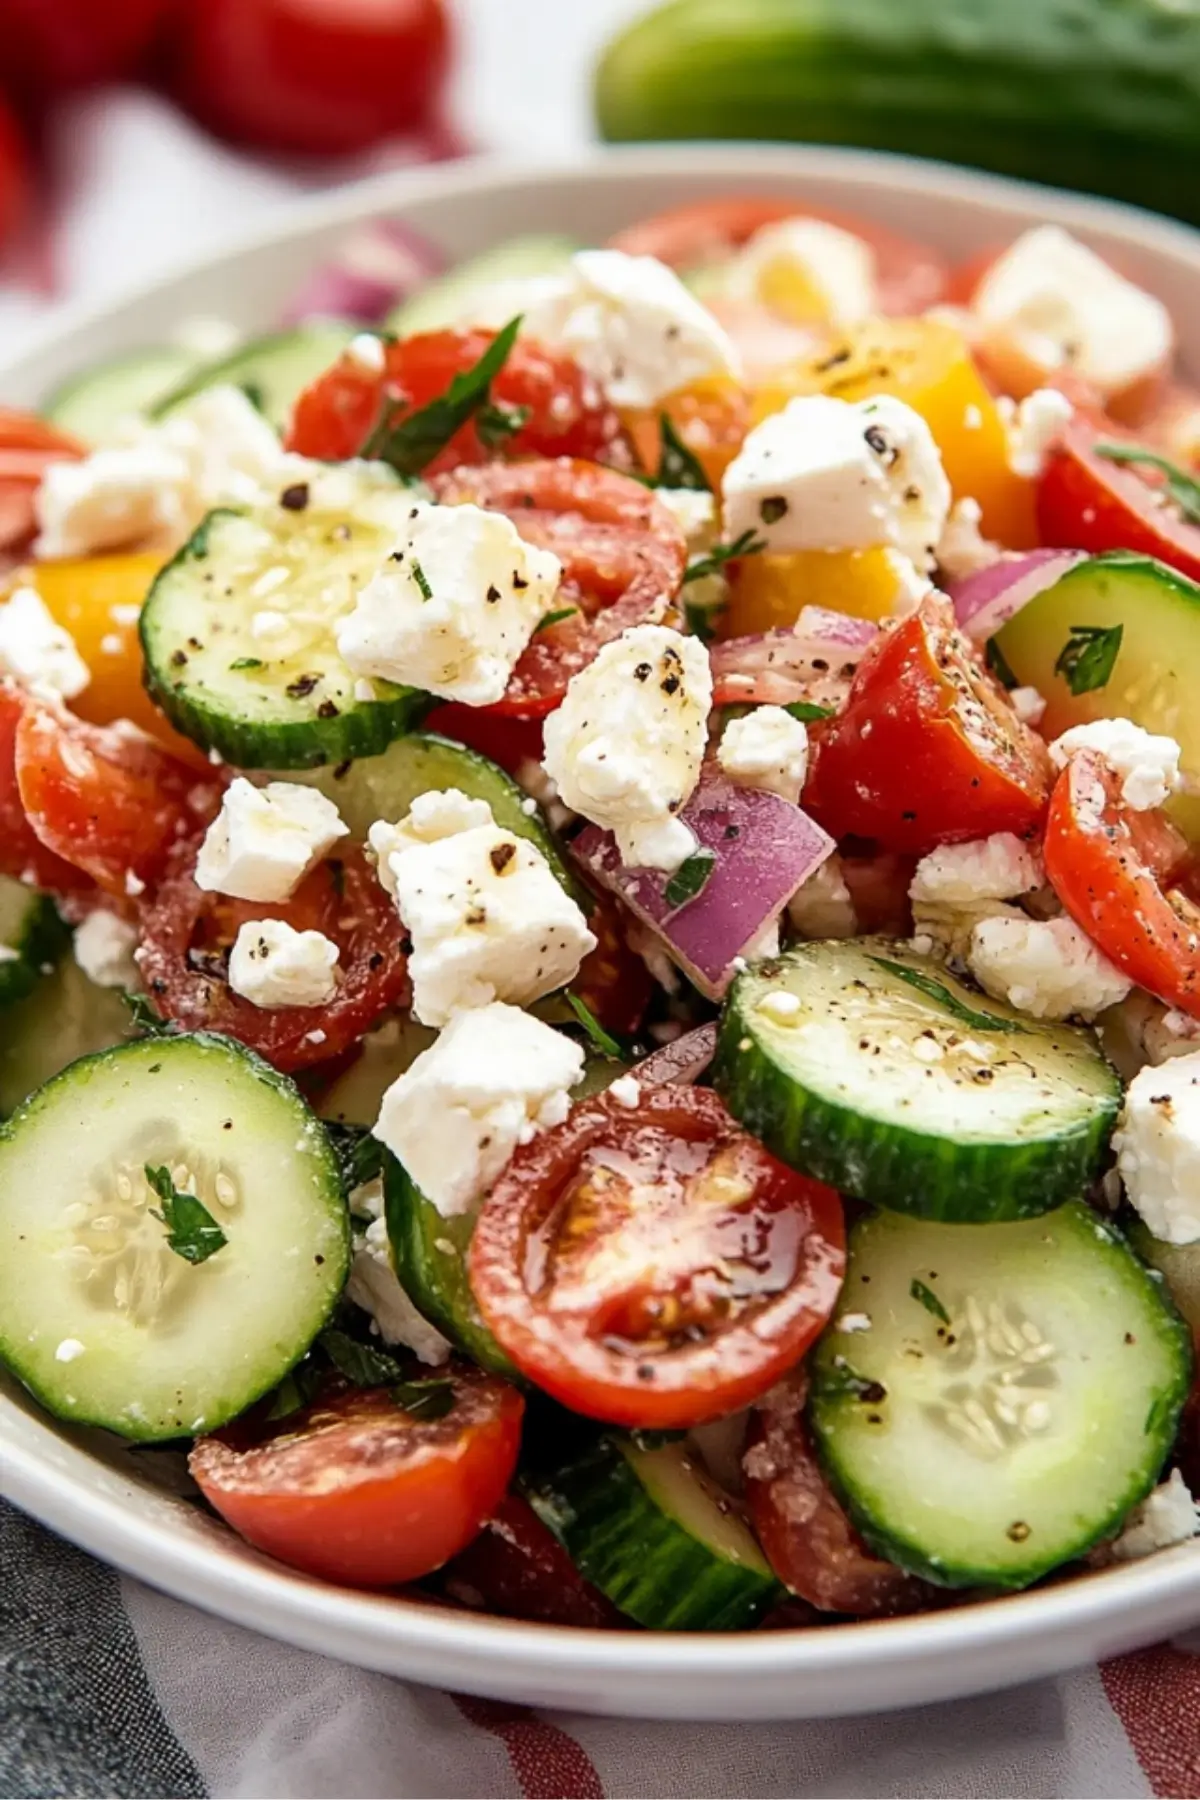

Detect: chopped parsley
[1054,622,1124,696]
[475,399,531,450]
[565,991,626,1061]
[784,699,834,722]
[536,606,579,633]
[361,315,522,475]
[1094,442,1200,527]
[985,636,1018,691]
[664,847,717,909]
[867,957,1028,1034]
[144,1163,228,1266]
[683,527,766,585]
[410,558,433,602]
[910,1278,950,1324]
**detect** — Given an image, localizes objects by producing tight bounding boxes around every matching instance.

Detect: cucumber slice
[45,348,202,443]
[1127,1218,1200,1344]
[531,1435,780,1629]
[0,879,66,1010]
[151,325,355,434]
[0,1033,348,1440]
[388,235,582,337]
[0,957,132,1116]
[714,939,1120,1222]
[995,553,1200,838]
[810,1203,1192,1589]
[140,476,431,769]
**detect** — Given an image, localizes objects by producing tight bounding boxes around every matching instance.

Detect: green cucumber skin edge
[594,0,1200,228]
[0,896,68,1010]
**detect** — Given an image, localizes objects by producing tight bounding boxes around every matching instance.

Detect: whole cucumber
[595,0,1200,227]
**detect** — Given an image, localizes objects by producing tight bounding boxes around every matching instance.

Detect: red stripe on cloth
[1101,1645,1200,1797]
[454,1695,604,1800]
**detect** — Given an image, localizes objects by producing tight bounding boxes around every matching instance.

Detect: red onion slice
[283,219,444,326]
[637,1022,719,1088]
[710,616,876,711]
[574,774,834,1001]
[951,549,1086,643]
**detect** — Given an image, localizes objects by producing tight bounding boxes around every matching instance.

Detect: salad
[0,195,1198,1634]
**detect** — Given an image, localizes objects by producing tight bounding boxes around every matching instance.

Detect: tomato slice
[1037,420,1200,585]
[570,887,655,1039]
[0,409,83,552]
[14,699,216,898]
[420,703,544,779]
[744,1369,937,1618]
[1044,751,1200,1019]
[440,1492,625,1628]
[432,459,687,718]
[138,839,410,1069]
[286,327,631,472]
[469,1086,844,1430]
[803,596,1051,855]
[0,683,94,893]
[190,1369,523,1589]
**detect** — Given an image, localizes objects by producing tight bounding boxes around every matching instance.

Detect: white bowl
[3,145,1200,1722]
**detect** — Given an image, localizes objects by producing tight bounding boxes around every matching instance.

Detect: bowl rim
[3,139,1200,1718]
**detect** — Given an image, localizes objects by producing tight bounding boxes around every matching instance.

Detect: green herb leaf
[985,636,1018,691]
[362,315,522,475]
[683,597,724,644]
[867,956,1028,1034]
[784,699,834,722]
[910,1277,950,1324]
[410,558,433,602]
[565,990,626,1061]
[318,1326,405,1389]
[391,1377,456,1423]
[536,606,579,633]
[1054,622,1124,696]
[144,1163,228,1266]
[1095,442,1200,526]
[122,992,173,1037]
[264,1358,323,1423]
[683,527,766,585]
[663,847,717,909]
[229,656,264,672]
[476,399,531,450]
[655,413,711,492]
[239,380,266,413]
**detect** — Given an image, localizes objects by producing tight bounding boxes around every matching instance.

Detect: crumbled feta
[722,393,952,570]
[1049,718,1182,812]
[55,1338,86,1363]
[972,226,1173,400]
[195,778,348,903]
[72,910,139,990]
[520,249,741,408]
[654,487,717,551]
[717,705,809,803]
[375,801,596,1028]
[757,989,803,1024]
[542,624,712,872]
[346,333,387,373]
[1010,686,1047,727]
[337,501,561,706]
[345,1217,452,1364]
[228,918,340,1009]
[1111,1470,1200,1560]
[968,912,1131,1021]
[1114,1050,1200,1244]
[787,853,858,940]
[723,216,876,325]
[1111,991,1200,1077]
[935,497,1002,582]
[1004,388,1074,479]
[608,1074,642,1109]
[368,788,495,898]
[0,586,90,700]
[836,1312,872,1334]
[373,1002,584,1216]
[910,833,1045,908]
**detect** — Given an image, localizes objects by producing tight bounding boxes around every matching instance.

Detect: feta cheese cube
[368,788,495,899]
[228,918,340,1009]
[935,497,1002,583]
[787,853,857,940]
[372,1002,584,1217]
[72,909,139,989]
[337,501,561,706]
[542,624,712,872]
[346,333,387,373]
[194,778,348,903]
[1049,718,1182,812]
[1004,388,1074,479]
[1111,1469,1200,1560]
[717,705,809,803]
[722,393,952,570]
[345,1217,452,1364]
[967,912,1131,1021]
[723,216,877,325]
[0,586,90,700]
[972,226,1173,400]
[1114,1050,1200,1244]
[910,834,1045,908]
[1010,686,1047,727]
[654,487,717,551]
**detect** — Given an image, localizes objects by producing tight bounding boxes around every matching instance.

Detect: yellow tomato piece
[20,553,209,769]
[622,375,750,492]
[724,547,913,636]
[753,317,1037,549]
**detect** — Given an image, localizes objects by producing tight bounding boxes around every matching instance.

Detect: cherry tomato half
[1044,751,1200,1019]
[0,409,84,553]
[745,1369,937,1618]
[138,840,410,1070]
[469,1086,845,1430]
[190,1368,523,1589]
[0,684,92,894]
[432,459,687,718]
[0,0,167,94]
[441,1492,625,1629]
[287,327,630,474]
[804,596,1051,855]
[569,887,655,1040]
[1038,420,1200,586]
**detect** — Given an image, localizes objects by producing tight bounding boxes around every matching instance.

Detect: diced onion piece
[283,219,444,325]
[637,1022,719,1088]
[950,549,1086,644]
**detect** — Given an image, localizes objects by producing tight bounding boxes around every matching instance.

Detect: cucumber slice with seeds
[714,938,1120,1221]
[0,878,66,1009]
[0,957,132,1117]
[810,1204,1192,1589]
[0,1033,348,1440]
[46,347,203,442]
[151,325,355,434]
[140,471,431,768]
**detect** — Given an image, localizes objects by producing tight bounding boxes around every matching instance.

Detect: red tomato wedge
[804,596,1051,855]
[0,683,93,893]
[1038,420,1200,586]
[14,700,216,898]
[1044,752,1200,1019]
[569,887,655,1040]
[608,196,948,316]
[0,409,84,552]
[190,1369,523,1589]
[287,327,630,473]
[431,458,687,718]
[441,1492,625,1628]
[137,840,410,1070]
[469,1086,845,1430]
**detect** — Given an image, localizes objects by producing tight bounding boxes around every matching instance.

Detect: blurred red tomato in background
[0,96,31,253]
[0,0,169,96]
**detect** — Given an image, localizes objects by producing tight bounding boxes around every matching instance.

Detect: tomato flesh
[1038,421,1200,585]
[0,684,93,894]
[441,1492,625,1628]
[470,1086,844,1430]
[190,1370,523,1588]
[0,408,83,552]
